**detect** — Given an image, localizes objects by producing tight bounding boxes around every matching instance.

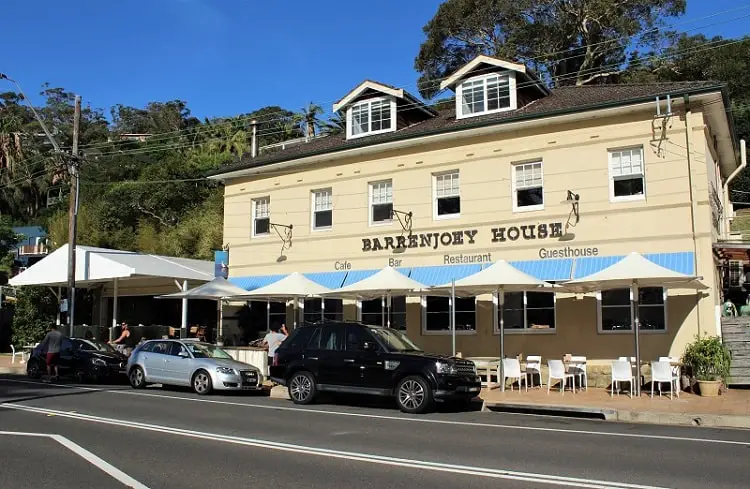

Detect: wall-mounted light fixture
[270,222,293,262]
[559,190,580,241]
[391,209,413,254]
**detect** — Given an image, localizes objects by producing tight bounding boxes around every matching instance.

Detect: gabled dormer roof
[439,55,550,95]
[332,80,437,116]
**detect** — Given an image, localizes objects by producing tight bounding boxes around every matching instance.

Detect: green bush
[682,335,732,383]
[11,287,58,346]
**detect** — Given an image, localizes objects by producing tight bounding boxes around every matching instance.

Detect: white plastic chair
[10,345,26,364]
[611,360,635,398]
[548,360,575,395]
[525,355,542,388]
[568,355,588,390]
[502,358,528,392]
[658,356,681,398]
[651,361,675,400]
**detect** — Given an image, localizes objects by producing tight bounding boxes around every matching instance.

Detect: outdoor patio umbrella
[232,272,332,327]
[158,277,250,341]
[432,260,551,376]
[563,252,704,395]
[321,266,428,328]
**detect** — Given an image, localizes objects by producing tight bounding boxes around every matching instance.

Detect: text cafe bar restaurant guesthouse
[209,54,742,365]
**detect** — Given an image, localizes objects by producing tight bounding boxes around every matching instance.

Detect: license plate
[468,387,480,392]
[244,373,256,378]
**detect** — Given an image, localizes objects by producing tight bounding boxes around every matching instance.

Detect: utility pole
[67,95,81,336]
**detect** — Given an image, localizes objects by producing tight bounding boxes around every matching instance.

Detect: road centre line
[2,378,747,447]
[0,430,150,488]
[0,403,669,489]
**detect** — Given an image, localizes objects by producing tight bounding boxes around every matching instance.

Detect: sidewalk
[0,354,27,375]
[481,385,750,428]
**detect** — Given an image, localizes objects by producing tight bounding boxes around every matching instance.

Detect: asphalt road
[1,374,749,489]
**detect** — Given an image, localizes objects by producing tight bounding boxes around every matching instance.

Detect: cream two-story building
[209,55,741,362]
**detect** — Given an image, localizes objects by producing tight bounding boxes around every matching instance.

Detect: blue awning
[229,274,286,291]
[510,258,573,281]
[305,271,348,289]
[409,264,482,287]
[573,252,695,279]
[340,268,412,287]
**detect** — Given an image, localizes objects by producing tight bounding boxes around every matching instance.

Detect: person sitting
[110,322,136,356]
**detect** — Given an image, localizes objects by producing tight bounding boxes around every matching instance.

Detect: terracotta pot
[697,380,721,397]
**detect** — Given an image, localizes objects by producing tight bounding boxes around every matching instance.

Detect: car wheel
[192,370,213,395]
[27,359,41,379]
[396,376,434,414]
[129,366,146,389]
[288,371,316,405]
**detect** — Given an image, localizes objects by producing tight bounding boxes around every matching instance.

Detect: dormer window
[456,72,516,119]
[347,98,396,139]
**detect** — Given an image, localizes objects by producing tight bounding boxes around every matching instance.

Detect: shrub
[682,335,732,383]
[11,286,58,346]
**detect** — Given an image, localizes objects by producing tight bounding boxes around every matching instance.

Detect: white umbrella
[322,266,427,328]
[158,277,250,341]
[432,260,551,378]
[232,272,332,327]
[564,252,704,395]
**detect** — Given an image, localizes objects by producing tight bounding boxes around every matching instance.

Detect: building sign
[444,253,492,265]
[538,246,599,259]
[361,222,562,253]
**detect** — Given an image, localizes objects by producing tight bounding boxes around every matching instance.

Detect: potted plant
[681,335,731,397]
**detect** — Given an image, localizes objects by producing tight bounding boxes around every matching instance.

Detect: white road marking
[0,430,150,488]
[0,403,668,489]
[2,378,749,446]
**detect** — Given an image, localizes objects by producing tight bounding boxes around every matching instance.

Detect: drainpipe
[723,139,747,237]
[683,94,702,336]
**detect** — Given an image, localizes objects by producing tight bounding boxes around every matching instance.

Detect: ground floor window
[361,296,406,329]
[599,287,666,332]
[304,298,344,323]
[423,296,476,332]
[269,301,286,329]
[499,291,555,331]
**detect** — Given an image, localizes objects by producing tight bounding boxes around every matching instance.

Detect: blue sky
[2,0,748,121]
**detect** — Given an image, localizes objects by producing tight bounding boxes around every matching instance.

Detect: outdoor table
[465,357,501,389]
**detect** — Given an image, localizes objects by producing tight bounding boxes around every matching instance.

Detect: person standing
[262,323,288,365]
[40,324,64,382]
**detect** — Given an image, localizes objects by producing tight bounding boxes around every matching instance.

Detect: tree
[11,286,58,347]
[323,112,347,136]
[414,0,686,98]
[300,102,324,138]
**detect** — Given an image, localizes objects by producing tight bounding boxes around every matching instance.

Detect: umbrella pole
[387,293,391,328]
[293,298,298,329]
[217,300,224,342]
[451,279,456,357]
[499,287,505,391]
[381,296,385,328]
[632,281,642,396]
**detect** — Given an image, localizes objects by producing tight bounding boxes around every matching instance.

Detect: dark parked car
[269,321,481,414]
[27,338,128,382]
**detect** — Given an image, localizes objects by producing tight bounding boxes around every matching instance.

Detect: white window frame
[608,146,646,203]
[310,188,333,232]
[596,288,668,334]
[456,71,517,120]
[511,160,544,212]
[494,291,557,335]
[433,170,461,220]
[421,295,478,335]
[346,97,397,139]
[368,179,393,227]
[251,197,270,238]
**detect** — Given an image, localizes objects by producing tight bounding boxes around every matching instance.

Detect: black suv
[269,321,481,414]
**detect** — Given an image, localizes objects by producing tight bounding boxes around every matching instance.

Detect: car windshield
[186,342,233,359]
[78,340,116,353]
[368,327,422,352]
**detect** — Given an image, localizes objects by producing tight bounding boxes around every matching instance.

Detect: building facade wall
[222,106,725,362]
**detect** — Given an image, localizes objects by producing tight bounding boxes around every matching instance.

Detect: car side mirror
[363,341,378,352]
[178,351,189,358]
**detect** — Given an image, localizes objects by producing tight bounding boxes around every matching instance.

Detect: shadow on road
[0,374,128,406]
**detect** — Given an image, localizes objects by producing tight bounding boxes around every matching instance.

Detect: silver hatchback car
[127,339,263,395]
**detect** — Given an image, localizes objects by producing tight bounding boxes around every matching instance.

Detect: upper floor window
[609,147,645,202]
[252,197,270,236]
[369,180,393,225]
[434,171,460,219]
[311,188,332,230]
[347,98,395,139]
[457,73,515,119]
[512,161,544,212]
